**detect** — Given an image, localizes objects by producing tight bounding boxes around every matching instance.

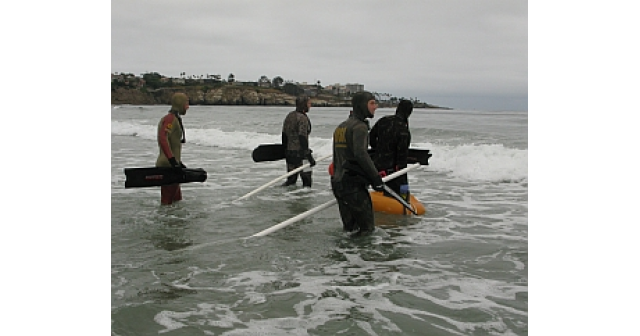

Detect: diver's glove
[306,152,316,167]
[371,175,385,192]
[169,157,180,168]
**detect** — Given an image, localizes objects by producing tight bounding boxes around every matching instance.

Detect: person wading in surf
[369,99,414,200]
[330,91,386,236]
[156,92,189,205]
[281,96,316,187]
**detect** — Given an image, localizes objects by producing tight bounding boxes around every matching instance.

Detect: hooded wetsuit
[369,99,413,196]
[331,91,382,236]
[156,93,188,205]
[281,96,314,187]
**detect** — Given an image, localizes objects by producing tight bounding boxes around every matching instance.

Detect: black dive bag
[124,167,207,188]
[251,143,432,165]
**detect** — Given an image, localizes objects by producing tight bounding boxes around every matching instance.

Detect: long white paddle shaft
[250,163,421,237]
[234,154,332,202]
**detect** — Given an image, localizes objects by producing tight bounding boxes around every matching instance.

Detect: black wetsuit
[369,100,413,197]
[281,109,313,187]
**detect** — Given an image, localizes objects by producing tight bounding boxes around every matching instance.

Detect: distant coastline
[111,72,451,109]
[111,86,449,109]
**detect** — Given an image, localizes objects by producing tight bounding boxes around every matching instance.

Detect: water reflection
[284,190,313,215]
[374,212,422,229]
[325,224,411,264]
[145,204,194,251]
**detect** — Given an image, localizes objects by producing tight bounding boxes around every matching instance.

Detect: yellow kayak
[370,191,426,215]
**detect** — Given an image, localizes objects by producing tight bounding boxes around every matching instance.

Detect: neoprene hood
[295,96,310,113]
[396,99,413,121]
[170,93,189,114]
[351,91,376,119]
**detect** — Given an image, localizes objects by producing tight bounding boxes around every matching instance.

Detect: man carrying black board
[156,92,189,205]
[281,96,316,187]
[369,99,414,201]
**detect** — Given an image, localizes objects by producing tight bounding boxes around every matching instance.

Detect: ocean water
[111,105,528,335]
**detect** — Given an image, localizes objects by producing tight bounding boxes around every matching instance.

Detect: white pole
[251,199,337,237]
[234,153,332,202]
[250,163,421,237]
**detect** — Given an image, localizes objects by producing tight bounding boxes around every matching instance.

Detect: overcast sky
[111,0,527,112]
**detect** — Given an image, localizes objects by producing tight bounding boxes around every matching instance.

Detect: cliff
[111,86,351,107]
[111,86,448,109]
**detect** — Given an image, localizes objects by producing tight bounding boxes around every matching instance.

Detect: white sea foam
[151,255,525,335]
[413,142,527,182]
[112,120,527,183]
[154,310,188,333]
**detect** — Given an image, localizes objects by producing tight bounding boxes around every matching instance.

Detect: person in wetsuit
[331,91,386,236]
[156,92,189,205]
[281,96,316,187]
[369,99,413,199]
